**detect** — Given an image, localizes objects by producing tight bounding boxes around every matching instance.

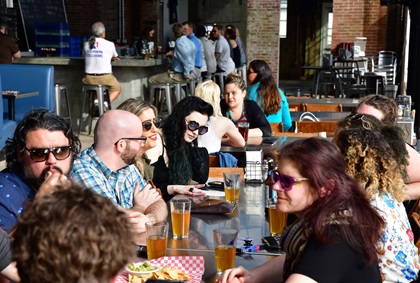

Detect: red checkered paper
[115,256,205,283]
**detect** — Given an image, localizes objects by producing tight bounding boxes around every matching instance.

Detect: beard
[121,142,138,165]
[23,166,63,189]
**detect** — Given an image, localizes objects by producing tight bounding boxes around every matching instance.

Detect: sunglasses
[185,120,208,135]
[114,137,147,146]
[271,170,309,191]
[346,114,375,130]
[142,118,161,131]
[24,146,72,162]
[247,69,256,75]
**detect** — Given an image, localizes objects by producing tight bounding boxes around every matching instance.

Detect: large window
[279,0,288,38]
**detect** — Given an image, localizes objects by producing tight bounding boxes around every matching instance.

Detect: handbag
[191,199,235,214]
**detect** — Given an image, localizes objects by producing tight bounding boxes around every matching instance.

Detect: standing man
[149,23,196,84]
[197,25,216,80]
[0,19,21,64]
[0,109,81,233]
[212,25,235,76]
[69,110,167,243]
[82,22,121,103]
[182,21,206,79]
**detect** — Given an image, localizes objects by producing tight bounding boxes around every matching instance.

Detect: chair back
[289,103,305,111]
[209,167,244,179]
[304,103,343,112]
[294,120,338,134]
[209,155,220,167]
[269,122,284,136]
[374,51,397,85]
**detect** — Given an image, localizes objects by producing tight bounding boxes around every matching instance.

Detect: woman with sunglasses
[195,80,245,153]
[221,72,272,137]
[118,98,206,200]
[246,60,292,131]
[152,96,213,202]
[335,114,420,282]
[218,138,384,283]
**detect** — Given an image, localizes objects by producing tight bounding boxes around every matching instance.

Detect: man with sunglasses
[0,109,81,234]
[70,110,167,243]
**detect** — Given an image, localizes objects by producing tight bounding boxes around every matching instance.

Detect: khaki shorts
[82,74,121,93]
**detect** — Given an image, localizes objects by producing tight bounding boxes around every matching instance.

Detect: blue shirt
[69,147,147,209]
[247,82,293,131]
[171,35,196,78]
[0,169,35,233]
[187,33,202,68]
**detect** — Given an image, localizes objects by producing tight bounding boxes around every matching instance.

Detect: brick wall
[332,0,388,57]
[247,0,280,79]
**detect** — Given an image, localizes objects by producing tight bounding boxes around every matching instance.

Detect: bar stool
[236,65,247,82]
[211,72,225,94]
[187,77,202,96]
[54,83,71,123]
[78,84,111,136]
[150,83,177,115]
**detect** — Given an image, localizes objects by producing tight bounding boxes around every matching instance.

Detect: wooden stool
[54,83,71,123]
[78,84,111,136]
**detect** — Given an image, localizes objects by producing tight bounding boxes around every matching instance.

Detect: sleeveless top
[198,116,221,153]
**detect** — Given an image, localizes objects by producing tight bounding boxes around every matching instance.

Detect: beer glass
[170,198,191,239]
[267,198,287,236]
[145,221,169,260]
[213,228,238,274]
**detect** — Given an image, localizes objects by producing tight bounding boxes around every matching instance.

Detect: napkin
[115,256,205,283]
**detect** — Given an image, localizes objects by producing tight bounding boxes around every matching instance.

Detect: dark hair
[278,138,384,265]
[358,94,398,126]
[214,24,223,32]
[140,26,154,40]
[225,72,246,91]
[162,96,213,184]
[196,25,207,37]
[182,21,195,31]
[12,184,135,283]
[248,60,280,115]
[225,29,236,39]
[4,109,81,171]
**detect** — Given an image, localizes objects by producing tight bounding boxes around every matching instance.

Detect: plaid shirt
[69,147,146,209]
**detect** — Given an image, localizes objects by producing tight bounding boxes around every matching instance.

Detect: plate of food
[125,261,163,276]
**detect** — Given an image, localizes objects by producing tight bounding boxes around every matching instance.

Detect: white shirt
[215,36,235,75]
[198,116,221,153]
[83,37,118,74]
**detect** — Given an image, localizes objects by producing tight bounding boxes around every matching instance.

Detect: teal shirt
[247,82,292,131]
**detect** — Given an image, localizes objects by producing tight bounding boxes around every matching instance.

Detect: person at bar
[246,59,292,131]
[82,22,121,103]
[218,138,384,283]
[0,19,21,64]
[221,72,272,137]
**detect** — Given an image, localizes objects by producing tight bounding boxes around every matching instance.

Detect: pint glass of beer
[145,221,169,260]
[170,198,191,239]
[223,172,241,203]
[213,228,238,274]
[267,198,287,236]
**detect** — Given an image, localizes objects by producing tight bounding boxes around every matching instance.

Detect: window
[279,0,288,39]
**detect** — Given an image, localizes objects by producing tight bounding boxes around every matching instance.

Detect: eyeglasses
[346,114,375,131]
[114,137,147,146]
[142,118,161,131]
[24,146,72,162]
[185,120,208,135]
[271,170,309,191]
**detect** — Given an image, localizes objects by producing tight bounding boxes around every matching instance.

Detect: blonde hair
[225,72,246,91]
[194,80,222,116]
[117,98,158,176]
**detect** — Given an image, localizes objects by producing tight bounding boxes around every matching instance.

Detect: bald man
[69,110,167,243]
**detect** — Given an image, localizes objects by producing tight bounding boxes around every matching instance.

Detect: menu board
[17,0,67,50]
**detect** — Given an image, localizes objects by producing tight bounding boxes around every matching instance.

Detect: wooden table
[2,91,39,120]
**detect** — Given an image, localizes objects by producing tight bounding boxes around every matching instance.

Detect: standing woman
[218,138,384,283]
[221,72,272,137]
[153,96,213,202]
[247,60,292,131]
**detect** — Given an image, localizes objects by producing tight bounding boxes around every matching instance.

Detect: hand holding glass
[145,221,168,260]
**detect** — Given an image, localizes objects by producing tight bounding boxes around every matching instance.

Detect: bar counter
[14,56,170,130]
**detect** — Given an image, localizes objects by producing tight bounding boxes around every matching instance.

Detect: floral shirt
[371,192,420,282]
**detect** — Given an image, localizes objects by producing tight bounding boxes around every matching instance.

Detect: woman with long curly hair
[218,138,384,283]
[246,60,292,131]
[152,96,213,202]
[335,113,419,283]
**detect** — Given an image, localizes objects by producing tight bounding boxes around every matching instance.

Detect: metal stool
[54,83,71,123]
[211,72,225,94]
[78,84,111,136]
[150,83,177,115]
[187,77,202,96]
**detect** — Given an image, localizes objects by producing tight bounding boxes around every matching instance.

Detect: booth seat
[0,64,54,122]
[0,76,17,150]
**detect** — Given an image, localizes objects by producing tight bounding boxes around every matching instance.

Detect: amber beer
[215,245,236,272]
[269,205,287,235]
[171,210,191,239]
[147,235,167,260]
[225,187,240,203]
